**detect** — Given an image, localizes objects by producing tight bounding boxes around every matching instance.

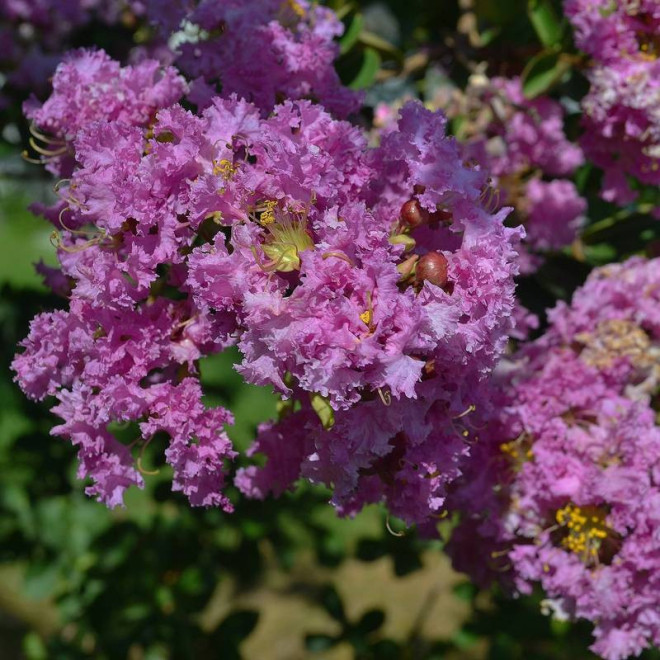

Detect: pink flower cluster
[0,0,139,106]
[24,49,187,176]
[232,99,523,523]
[458,76,586,271]
[13,50,521,524]
[447,257,660,660]
[2,0,358,122]
[174,0,361,117]
[373,75,586,273]
[565,0,660,204]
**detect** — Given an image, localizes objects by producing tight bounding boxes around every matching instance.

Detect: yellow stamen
[360,291,374,329]
[500,432,534,471]
[259,199,278,225]
[283,0,305,18]
[213,158,237,180]
[555,503,612,565]
[252,205,314,273]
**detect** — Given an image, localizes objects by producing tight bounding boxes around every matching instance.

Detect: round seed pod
[400,199,430,229]
[415,252,449,289]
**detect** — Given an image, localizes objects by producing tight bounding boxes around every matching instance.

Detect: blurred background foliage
[2,0,660,658]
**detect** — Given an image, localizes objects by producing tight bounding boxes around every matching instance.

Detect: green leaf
[0,183,56,290]
[527,0,563,47]
[228,384,278,449]
[550,617,572,636]
[357,608,385,634]
[452,628,481,649]
[478,26,501,46]
[339,13,363,55]
[305,634,337,652]
[574,162,593,194]
[23,632,48,660]
[452,581,478,602]
[318,533,346,567]
[334,2,356,21]
[349,47,381,90]
[583,243,617,266]
[2,485,34,537]
[521,50,572,98]
[320,585,346,622]
[358,30,400,57]
[310,392,335,430]
[23,562,60,600]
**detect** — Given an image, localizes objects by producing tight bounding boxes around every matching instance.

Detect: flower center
[281,0,306,19]
[213,158,237,180]
[575,318,652,370]
[253,203,314,272]
[500,432,533,472]
[555,503,613,565]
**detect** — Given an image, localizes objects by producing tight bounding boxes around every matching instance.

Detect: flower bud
[389,233,416,251]
[400,199,430,229]
[415,252,449,289]
[397,254,419,280]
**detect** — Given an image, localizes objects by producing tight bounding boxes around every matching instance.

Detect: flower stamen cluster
[555,503,612,565]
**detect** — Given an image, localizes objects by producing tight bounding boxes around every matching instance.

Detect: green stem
[581,203,655,243]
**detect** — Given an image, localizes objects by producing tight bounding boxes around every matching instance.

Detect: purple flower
[24,49,186,176]
[447,257,660,660]
[524,179,586,250]
[420,75,586,271]
[565,0,660,203]
[14,51,521,525]
[174,0,361,116]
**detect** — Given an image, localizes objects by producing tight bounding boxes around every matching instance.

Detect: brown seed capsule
[429,208,453,226]
[415,252,449,289]
[400,199,430,229]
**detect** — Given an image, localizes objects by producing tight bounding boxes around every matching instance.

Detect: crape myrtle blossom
[454,76,585,271]
[447,257,660,660]
[23,49,187,178]
[565,0,660,204]
[231,102,522,526]
[5,0,357,131]
[1,0,132,31]
[236,379,493,532]
[16,300,236,510]
[482,77,584,180]
[172,0,361,117]
[580,58,660,205]
[564,0,660,65]
[129,0,194,38]
[13,50,522,522]
[0,0,148,109]
[371,75,585,273]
